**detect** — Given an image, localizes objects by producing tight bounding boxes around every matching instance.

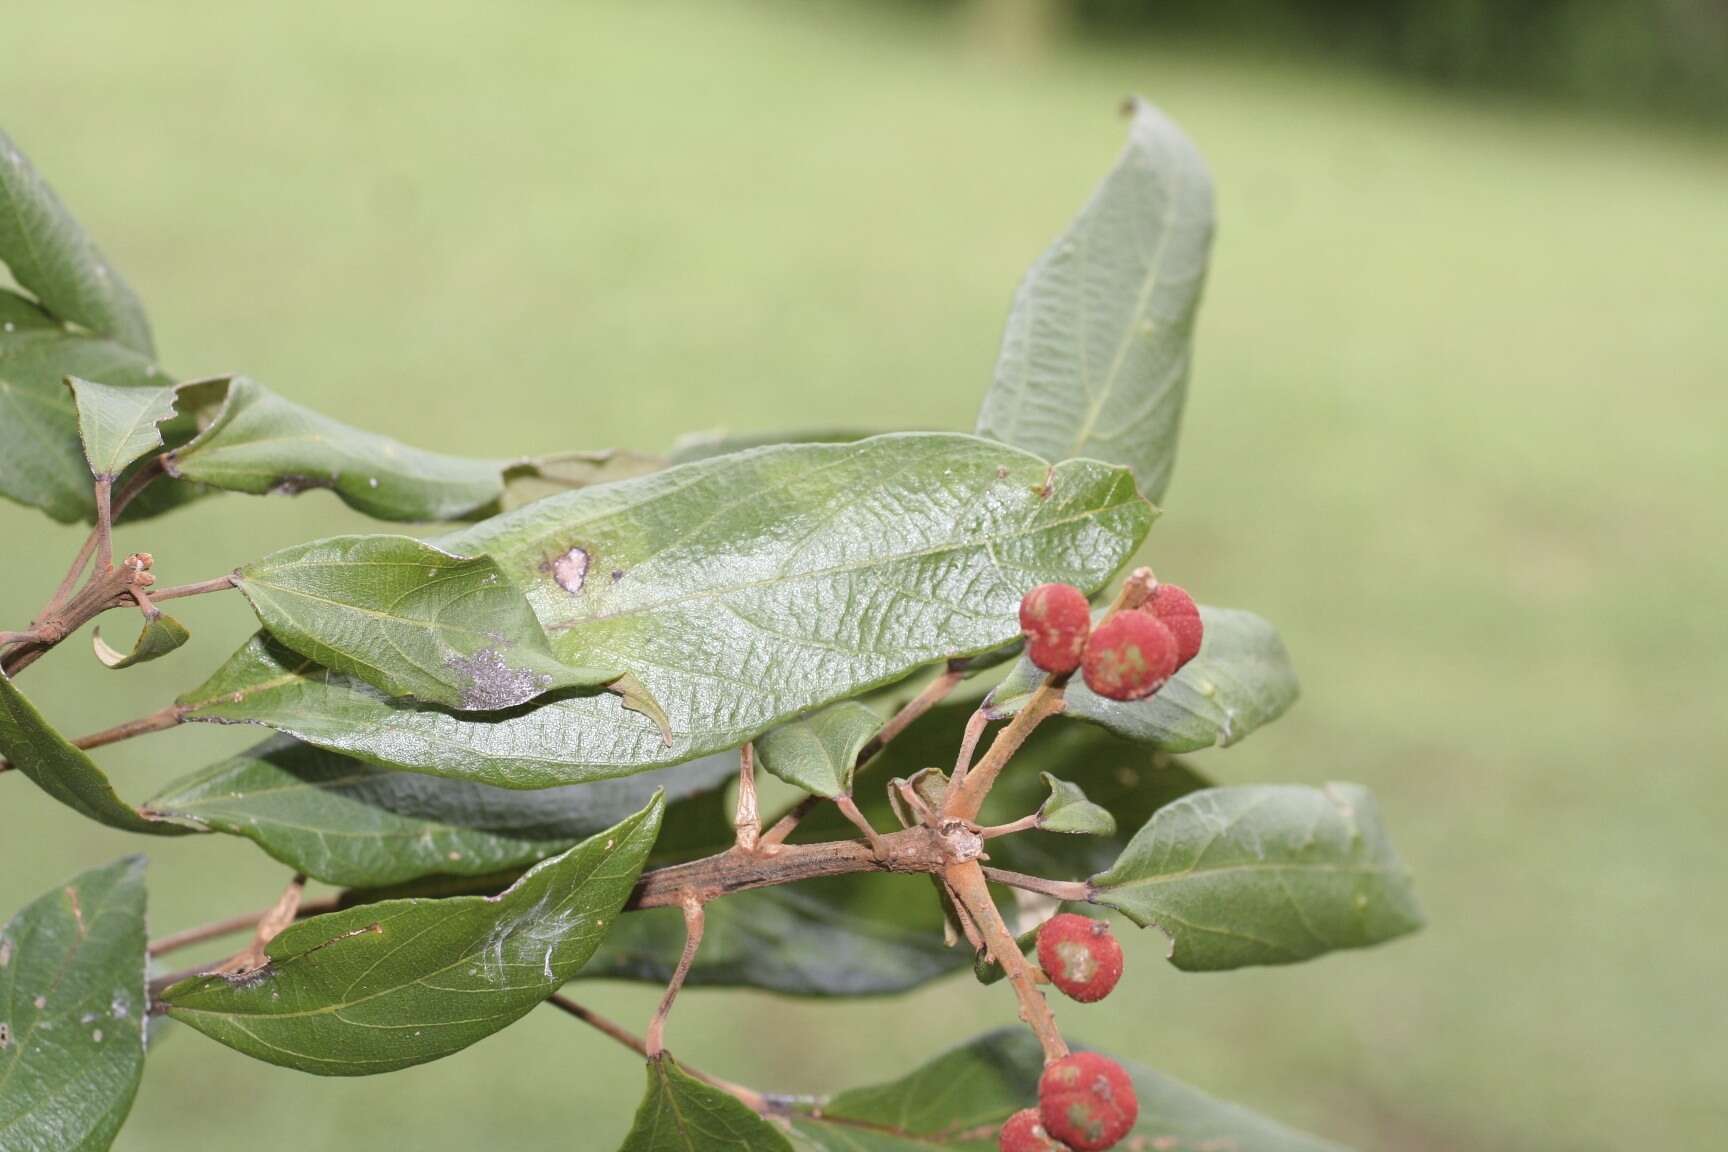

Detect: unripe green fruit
[1080,612,1177,701]
[1039,1052,1137,1151]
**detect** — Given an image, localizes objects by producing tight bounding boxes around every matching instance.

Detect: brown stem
[150,574,239,602]
[147,894,341,957]
[759,664,964,847]
[210,874,307,975]
[644,898,705,1058]
[92,477,115,575]
[945,859,1069,1063]
[980,867,1090,903]
[545,995,768,1112]
[942,685,1066,823]
[978,814,1041,840]
[733,743,759,853]
[833,794,885,856]
[111,454,165,519]
[0,702,184,775]
[629,824,951,909]
[949,707,990,787]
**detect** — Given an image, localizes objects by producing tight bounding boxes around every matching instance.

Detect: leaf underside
[975,98,1214,504]
[1091,783,1424,970]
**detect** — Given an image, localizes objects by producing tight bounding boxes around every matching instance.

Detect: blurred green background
[2,1,1724,1148]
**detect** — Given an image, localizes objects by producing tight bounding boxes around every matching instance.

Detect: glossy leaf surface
[165,377,509,522]
[0,856,149,1152]
[236,535,615,710]
[162,796,662,1074]
[184,436,1152,786]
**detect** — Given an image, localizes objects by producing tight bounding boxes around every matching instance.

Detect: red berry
[1036,913,1124,1004]
[1039,1053,1138,1151]
[999,1107,1069,1151]
[1145,583,1203,668]
[1080,612,1177,701]
[1019,584,1092,675]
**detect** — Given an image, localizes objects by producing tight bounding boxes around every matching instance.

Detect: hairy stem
[150,574,239,602]
[942,684,1065,823]
[978,814,1041,840]
[945,859,1069,1063]
[629,824,951,909]
[733,743,759,853]
[980,867,1090,902]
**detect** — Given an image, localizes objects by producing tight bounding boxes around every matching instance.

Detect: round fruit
[999,1107,1069,1151]
[1080,612,1177,701]
[1145,583,1203,668]
[1039,1053,1138,1151]
[1036,913,1124,1004]
[1019,583,1092,675]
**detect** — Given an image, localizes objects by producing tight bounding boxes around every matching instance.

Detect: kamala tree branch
[628,820,980,910]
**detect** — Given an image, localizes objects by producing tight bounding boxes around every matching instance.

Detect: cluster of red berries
[1000,1052,1138,1151]
[1018,581,1202,701]
[998,916,1137,1150]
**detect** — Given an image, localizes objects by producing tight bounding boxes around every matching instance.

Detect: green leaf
[989,606,1298,751]
[500,449,666,511]
[665,427,873,465]
[164,377,511,522]
[1090,783,1424,970]
[0,129,154,354]
[1036,773,1115,835]
[0,291,167,523]
[145,736,734,888]
[183,436,1153,786]
[0,671,193,837]
[162,794,663,1075]
[619,1054,792,1152]
[785,1029,1348,1151]
[235,534,617,711]
[754,702,881,798]
[92,614,190,670]
[0,856,150,1152]
[67,376,176,481]
[975,99,1214,503]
